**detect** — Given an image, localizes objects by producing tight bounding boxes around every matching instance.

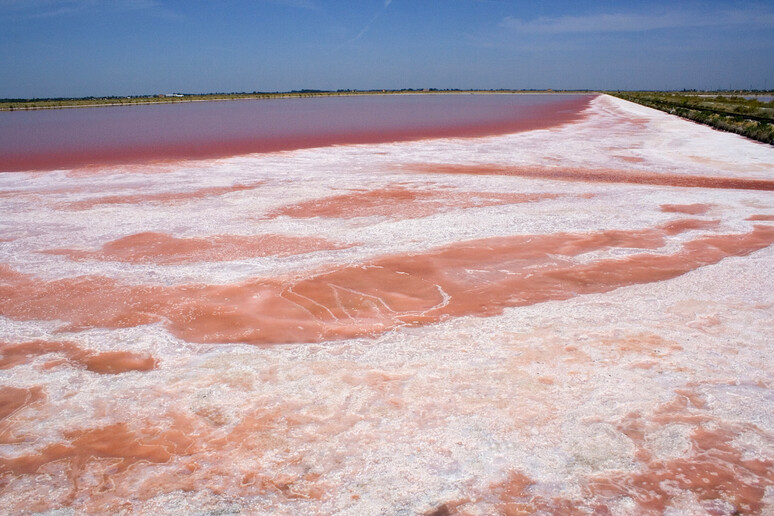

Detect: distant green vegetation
[0,88,591,112]
[0,91,347,110]
[609,91,774,145]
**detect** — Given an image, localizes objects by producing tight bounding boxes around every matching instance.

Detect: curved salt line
[281,286,338,321]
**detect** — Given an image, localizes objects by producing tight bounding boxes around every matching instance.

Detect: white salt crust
[0,94,773,514]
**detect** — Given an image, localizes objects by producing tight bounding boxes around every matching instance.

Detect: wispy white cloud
[351,0,394,42]
[0,0,92,16]
[0,0,178,19]
[465,7,774,52]
[500,9,774,34]
[352,11,381,41]
[261,0,318,9]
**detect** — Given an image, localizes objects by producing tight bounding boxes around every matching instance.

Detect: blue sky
[1,0,773,98]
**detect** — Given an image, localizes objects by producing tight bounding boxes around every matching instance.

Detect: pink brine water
[0,94,592,171]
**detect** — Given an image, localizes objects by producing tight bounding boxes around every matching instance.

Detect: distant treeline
[0,89,594,111]
[610,91,774,145]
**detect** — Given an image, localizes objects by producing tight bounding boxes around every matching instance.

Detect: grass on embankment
[609,91,774,145]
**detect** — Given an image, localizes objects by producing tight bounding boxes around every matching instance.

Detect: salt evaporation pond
[1,94,774,514]
[0,94,589,172]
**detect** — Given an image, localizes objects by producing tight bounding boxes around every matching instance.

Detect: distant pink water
[0,94,593,172]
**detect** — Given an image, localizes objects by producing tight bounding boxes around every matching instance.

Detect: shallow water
[0,94,591,172]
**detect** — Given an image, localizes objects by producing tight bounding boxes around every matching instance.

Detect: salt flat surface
[1,95,773,514]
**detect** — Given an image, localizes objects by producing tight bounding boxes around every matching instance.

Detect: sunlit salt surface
[1,94,774,514]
